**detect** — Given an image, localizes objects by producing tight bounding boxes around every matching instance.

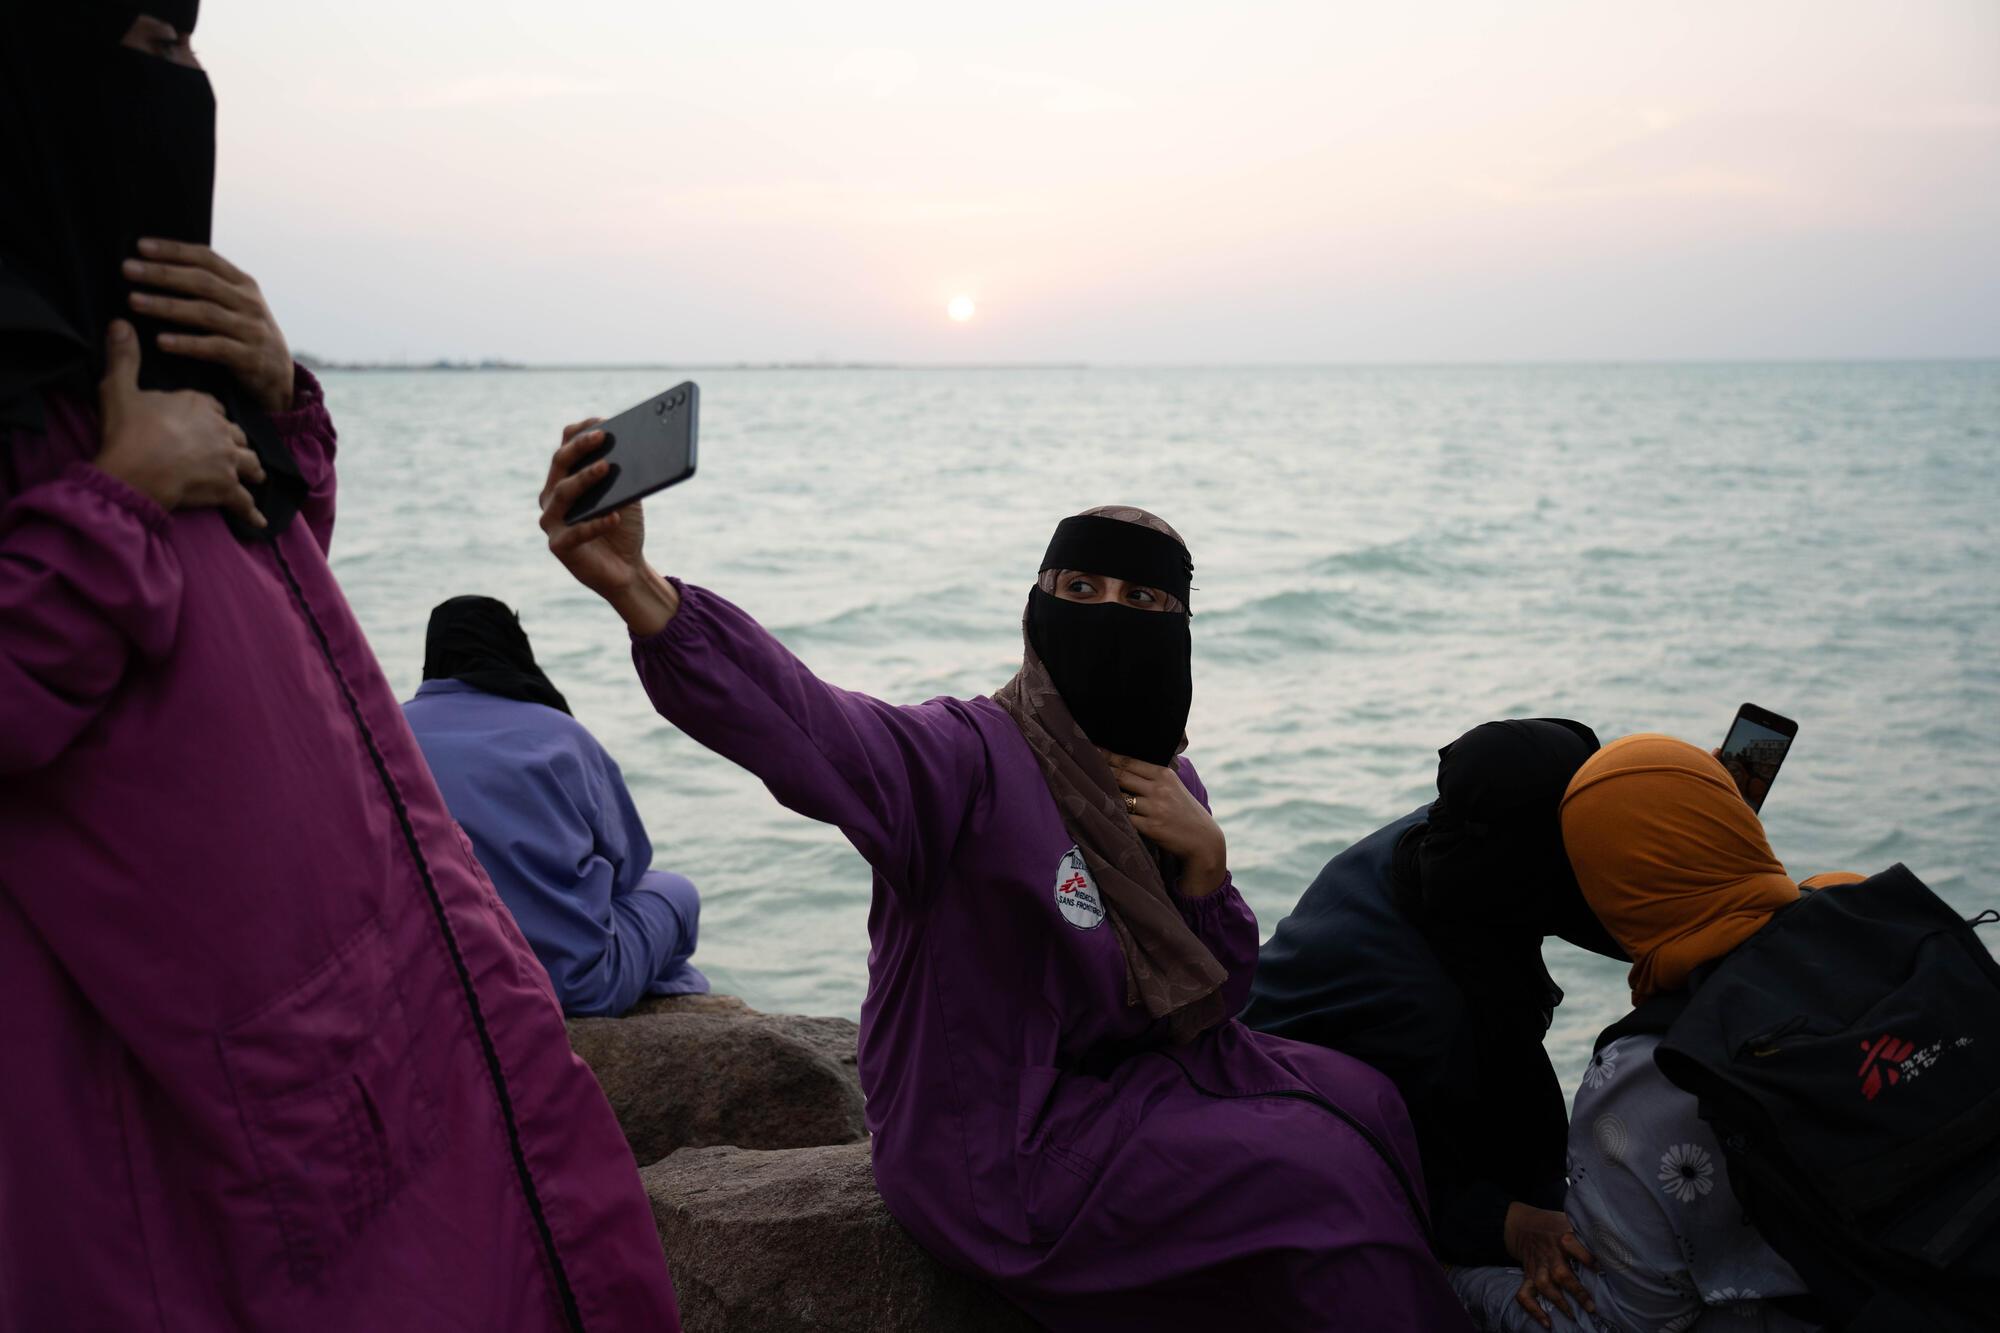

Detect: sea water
[324,362,2000,1090]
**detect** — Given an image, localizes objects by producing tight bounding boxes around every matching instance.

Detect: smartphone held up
[563,382,700,526]
[1718,702,1797,813]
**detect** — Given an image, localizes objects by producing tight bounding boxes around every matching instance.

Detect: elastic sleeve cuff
[56,461,172,534]
[1173,873,1238,923]
[630,576,705,655]
[266,363,327,432]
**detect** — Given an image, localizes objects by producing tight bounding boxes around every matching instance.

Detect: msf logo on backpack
[1856,1031,1975,1101]
[1857,1033,1917,1101]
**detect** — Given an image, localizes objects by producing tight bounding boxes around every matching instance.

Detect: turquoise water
[324,363,2000,1090]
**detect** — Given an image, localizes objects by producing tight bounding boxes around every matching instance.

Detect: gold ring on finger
[1125,795,1138,816]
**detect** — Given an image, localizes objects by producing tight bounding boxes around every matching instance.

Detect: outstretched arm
[539,421,987,900]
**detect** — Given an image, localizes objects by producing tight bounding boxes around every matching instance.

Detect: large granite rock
[626,993,754,1018]
[627,993,861,1076]
[646,1141,1039,1333]
[568,996,865,1165]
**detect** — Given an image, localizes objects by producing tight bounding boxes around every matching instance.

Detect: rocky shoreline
[566,994,1037,1332]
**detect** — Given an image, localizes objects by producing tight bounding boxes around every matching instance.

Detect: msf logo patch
[1053,847,1106,930]
[1858,1033,1916,1101]
[1856,1032,1974,1101]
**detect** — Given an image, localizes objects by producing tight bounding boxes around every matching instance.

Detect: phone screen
[1718,712,1794,812]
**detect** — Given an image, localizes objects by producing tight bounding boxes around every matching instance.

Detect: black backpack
[1594,865,2000,1332]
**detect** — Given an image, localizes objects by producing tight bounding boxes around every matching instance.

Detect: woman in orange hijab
[1562,733,1813,1004]
[1450,734,1851,1332]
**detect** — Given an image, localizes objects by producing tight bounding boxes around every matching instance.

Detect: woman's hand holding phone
[539,417,680,635]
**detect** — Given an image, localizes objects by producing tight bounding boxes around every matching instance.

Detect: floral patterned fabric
[1449,1032,1821,1332]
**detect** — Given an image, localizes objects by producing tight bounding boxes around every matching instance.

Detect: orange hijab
[1560,734,1802,1003]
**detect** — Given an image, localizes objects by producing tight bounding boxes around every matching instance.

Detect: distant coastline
[297,354,528,372]
[296,355,1994,373]
[296,353,527,372]
[296,354,1091,373]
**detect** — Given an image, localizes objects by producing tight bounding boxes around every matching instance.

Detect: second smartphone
[1718,702,1797,813]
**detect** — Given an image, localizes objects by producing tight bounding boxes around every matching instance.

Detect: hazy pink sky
[200,0,1999,363]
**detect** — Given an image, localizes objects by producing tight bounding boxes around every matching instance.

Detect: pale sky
[198,0,1999,363]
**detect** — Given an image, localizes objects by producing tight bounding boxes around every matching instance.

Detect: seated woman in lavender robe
[405,595,708,1017]
[535,415,1475,1333]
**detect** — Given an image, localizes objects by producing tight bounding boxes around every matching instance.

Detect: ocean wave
[1307,532,1487,579]
[1201,589,1442,648]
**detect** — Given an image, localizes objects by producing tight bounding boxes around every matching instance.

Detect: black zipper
[272,543,585,1332]
[1150,1049,1436,1248]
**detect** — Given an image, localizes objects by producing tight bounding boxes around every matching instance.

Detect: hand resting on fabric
[93,319,267,528]
[1503,1202,1597,1329]
[123,239,295,415]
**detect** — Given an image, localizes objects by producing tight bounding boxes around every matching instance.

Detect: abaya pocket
[217,915,445,1286]
[1014,1064,1134,1244]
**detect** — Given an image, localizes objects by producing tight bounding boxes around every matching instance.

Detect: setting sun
[946,295,976,322]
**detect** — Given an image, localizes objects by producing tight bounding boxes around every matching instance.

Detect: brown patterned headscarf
[993,506,1230,1044]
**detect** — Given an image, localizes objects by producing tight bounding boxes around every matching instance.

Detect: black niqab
[422,597,572,716]
[1024,514,1194,767]
[1025,592,1191,767]
[1392,717,1625,1024]
[0,3,305,538]
[1407,717,1625,956]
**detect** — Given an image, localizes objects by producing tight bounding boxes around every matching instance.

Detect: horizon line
[303,355,2000,372]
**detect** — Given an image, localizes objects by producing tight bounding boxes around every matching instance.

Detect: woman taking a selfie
[539,421,1471,1331]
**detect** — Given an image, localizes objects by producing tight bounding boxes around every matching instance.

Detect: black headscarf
[422,597,572,716]
[1394,718,1626,1012]
[0,3,304,537]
